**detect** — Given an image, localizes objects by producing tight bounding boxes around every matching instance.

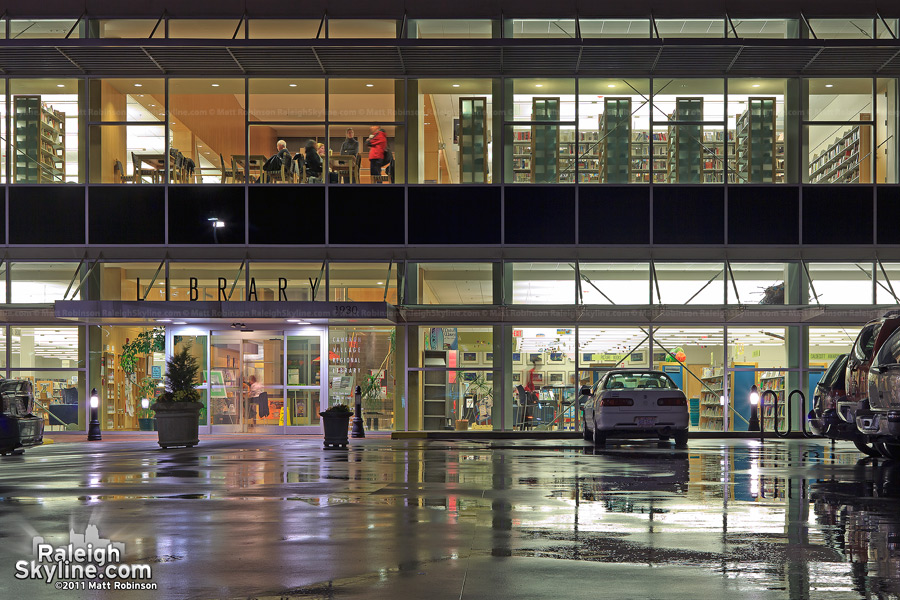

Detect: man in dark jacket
[339,128,359,184]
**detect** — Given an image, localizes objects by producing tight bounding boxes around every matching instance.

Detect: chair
[113,159,132,184]
[218,153,233,184]
[231,157,245,183]
[131,152,155,184]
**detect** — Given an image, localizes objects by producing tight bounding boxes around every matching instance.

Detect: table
[232,155,268,183]
[329,154,359,183]
[133,152,174,183]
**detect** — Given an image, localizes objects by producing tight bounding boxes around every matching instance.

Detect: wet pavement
[0,436,897,599]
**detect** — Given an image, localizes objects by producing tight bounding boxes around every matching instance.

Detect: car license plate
[635,417,656,427]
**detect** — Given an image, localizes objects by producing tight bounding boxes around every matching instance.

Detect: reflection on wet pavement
[0,437,898,599]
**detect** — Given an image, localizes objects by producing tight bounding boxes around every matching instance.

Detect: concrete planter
[150,401,203,448]
[320,412,351,448]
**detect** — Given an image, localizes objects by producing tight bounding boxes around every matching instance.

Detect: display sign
[151,366,161,378]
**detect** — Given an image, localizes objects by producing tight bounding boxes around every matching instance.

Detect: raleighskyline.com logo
[15,524,156,590]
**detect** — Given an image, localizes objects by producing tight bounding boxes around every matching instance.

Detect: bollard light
[87,387,102,441]
[748,384,761,432]
[351,385,366,438]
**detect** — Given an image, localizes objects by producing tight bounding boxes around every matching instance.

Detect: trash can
[455,419,469,431]
[0,379,44,455]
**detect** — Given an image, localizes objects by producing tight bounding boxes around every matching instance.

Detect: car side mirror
[580,385,592,397]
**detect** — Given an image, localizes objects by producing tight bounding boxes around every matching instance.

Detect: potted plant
[150,345,203,448]
[319,403,352,449]
[137,377,158,431]
[121,327,165,432]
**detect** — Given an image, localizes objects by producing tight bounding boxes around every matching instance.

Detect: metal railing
[759,388,816,441]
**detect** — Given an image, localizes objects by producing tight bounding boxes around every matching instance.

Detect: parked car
[0,379,44,456]
[862,325,900,459]
[581,369,688,447]
[808,354,879,456]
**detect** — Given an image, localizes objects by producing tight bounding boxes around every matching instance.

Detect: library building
[1,1,899,435]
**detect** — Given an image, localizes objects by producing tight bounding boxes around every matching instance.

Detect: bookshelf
[14,95,66,183]
[558,128,577,183]
[699,368,725,431]
[531,97,560,184]
[808,115,871,184]
[598,97,632,183]
[667,98,703,183]
[735,97,778,183]
[459,97,489,183]
[511,128,532,183]
[759,371,786,432]
[630,130,668,183]
[422,350,449,430]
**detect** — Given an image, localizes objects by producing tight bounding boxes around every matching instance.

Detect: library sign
[54,300,396,322]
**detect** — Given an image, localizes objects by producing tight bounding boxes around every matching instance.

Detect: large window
[806,79,875,184]
[416,79,494,184]
[330,326,395,430]
[169,79,245,184]
[412,263,494,304]
[653,263,725,304]
[511,263,575,304]
[168,263,245,301]
[11,79,81,183]
[728,79,787,183]
[10,262,80,303]
[329,263,397,303]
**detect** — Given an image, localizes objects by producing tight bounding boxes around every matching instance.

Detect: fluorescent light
[752,84,760,88]
[607,84,616,88]
[211,83,220,87]
[452,84,460,88]
[366,83,374,87]
[156,319,172,323]
[535,84,543,88]
[173,321,187,325]
[56,84,65,88]
[825,84,833,88]
[289,83,297,87]
[134,83,143,87]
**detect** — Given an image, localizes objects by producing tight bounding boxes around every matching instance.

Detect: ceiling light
[751,84,760,88]
[134,83,142,87]
[150,104,155,107]
[156,319,172,323]
[56,84,65,88]
[211,83,220,87]
[607,84,616,88]
[173,321,187,325]
[452,84,460,88]
[535,84,544,88]
[825,84,833,88]
[289,83,297,87]
[366,83,374,87]
[137,94,144,97]
[377,281,384,285]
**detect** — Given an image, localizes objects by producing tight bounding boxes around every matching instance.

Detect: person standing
[340,128,359,184]
[365,125,387,183]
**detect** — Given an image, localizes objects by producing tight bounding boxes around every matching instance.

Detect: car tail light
[657,397,687,406]
[600,397,633,407]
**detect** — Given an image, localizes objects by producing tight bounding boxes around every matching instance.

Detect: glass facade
[1,9,898,437]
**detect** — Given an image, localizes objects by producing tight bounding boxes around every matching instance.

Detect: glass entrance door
[210,331,284,433]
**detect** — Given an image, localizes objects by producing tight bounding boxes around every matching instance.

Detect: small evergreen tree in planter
[319,403,352,449]
[150,345,203,448]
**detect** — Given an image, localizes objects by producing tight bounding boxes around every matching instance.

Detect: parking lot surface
[0,436,895,599]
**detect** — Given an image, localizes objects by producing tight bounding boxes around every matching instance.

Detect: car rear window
[603,372,678,390]
[875,329,900,367]
[819,354,847,388]
[854,322,883,362]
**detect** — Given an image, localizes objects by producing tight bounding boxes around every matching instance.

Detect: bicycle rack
[759,389,816,442]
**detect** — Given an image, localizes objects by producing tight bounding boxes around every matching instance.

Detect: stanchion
[351,385,365,438]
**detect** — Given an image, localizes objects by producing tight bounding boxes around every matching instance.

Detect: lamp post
[748,384,760,432]
[87,387,102,441]
[351,385,366,438]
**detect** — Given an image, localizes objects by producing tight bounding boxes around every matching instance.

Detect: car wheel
[673,430,689,448]
[854,438,881,458]
[592,423,606,447]
[877,441,900,461]
[582,422,591,441]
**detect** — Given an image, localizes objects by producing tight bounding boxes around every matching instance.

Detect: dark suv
[807,354,880,456]
[862,325,900,459]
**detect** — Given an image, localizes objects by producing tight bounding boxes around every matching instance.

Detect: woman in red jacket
[365,125,388,183]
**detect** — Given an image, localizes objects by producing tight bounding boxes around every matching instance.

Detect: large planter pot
[150,401,203,448]
[319,412,351,449]
[138,417,156,432]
